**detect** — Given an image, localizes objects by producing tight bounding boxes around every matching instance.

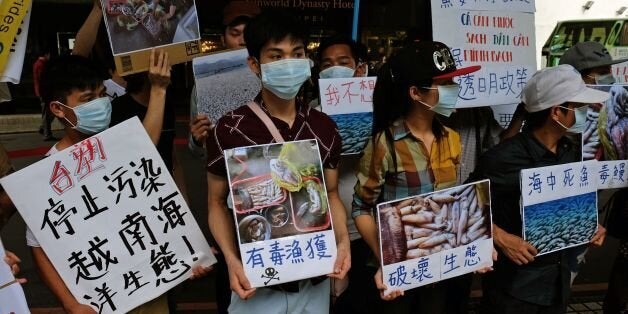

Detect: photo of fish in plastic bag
[585,85,628,161]
[377,180,492,266]
[225,140,332,244]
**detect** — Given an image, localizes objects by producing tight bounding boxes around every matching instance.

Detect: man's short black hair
[123,72,148,94]
[523,104,569,131]
[317,35,367,63]
[244,10,309,60]
[40,55,105,106]
[224,15,252,36]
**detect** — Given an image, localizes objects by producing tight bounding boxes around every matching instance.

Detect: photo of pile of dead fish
[523,192,597,255]
[378,181,492,265]
[225,140,332,244]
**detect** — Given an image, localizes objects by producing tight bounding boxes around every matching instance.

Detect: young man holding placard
[469,65,609,313]
[206,11,350,314]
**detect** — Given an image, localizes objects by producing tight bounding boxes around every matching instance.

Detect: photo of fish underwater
[378,181,492,265]
[224,140,332,244]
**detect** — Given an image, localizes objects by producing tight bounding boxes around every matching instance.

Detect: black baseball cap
[389,41,481,83]
[559,41,628,72]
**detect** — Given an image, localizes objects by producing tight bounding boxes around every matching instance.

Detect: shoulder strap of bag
[247,102,285,143]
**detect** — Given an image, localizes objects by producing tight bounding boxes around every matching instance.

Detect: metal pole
[352,0,361,40]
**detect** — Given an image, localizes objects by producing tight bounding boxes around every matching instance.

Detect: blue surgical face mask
[419,84,460,117]
[588,73,616,85]
[557,105,588,133]
[59,97,112,135]
[260,59,311,100]
[319,65,355,79]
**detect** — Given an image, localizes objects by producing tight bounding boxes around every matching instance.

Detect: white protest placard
[0,118,215,314]
[319,77,375,155]
[434,0,535,13]
[224,140,336,288]
[521,160,598,256]
[594,160,628,190]
[0,1,31,84]
[610,47,628,84]
[192,49,261,124]
[432,0,536,108]
[0,238,29,314]
[377,180,493,293]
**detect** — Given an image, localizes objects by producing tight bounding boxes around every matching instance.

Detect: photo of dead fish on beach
[224,140,332,245]
[193,49,261,123]
[377,180,492,266]
[523,191,598,256]
[102,0,201,55]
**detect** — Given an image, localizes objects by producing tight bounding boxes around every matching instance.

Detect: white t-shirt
[26,145,59,247]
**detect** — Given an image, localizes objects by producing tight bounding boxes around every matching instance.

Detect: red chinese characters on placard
[49,137,108,195]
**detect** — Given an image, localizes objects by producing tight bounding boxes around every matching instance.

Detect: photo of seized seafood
[523,192,597,256]
[595,85,628,161]
[102,0,200,55]
[378,180,492,265]
[225,140,332,244]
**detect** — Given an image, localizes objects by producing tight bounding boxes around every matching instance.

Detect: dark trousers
[214,252,231,314]
[332,239,383,314]
[604,241,628,314]
[481,281,567,314]
[40,98,53,137]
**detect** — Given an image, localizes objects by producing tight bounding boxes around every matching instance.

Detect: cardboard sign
[521,160,598,256]
[100,0,202,75]
[0,118,215,314]
[0,238,29,314]
[431,0,537,108]
[377,180,493,293]
[224,140,336,288]
[319,77,375,155]
[192,49,261,124]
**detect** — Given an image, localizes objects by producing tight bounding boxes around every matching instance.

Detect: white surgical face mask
[418,84,460,117]
[319,65,356,79]
[260,59,311,100]
[58,97,112,135]
[556,105,588,133]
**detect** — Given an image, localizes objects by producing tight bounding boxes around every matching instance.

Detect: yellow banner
[0,0,31,74]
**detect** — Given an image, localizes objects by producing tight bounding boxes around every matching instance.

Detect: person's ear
[49,101,65,119]
[408,86,424,103]
[247,56,261,76]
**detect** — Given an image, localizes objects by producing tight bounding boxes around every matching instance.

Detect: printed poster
[610,47,628,84]
[224,140,336,288]
[377,180,493,293]
[0,238,29,314]
[586,85,628,161]
[0,118,215,314]
[192,49,261,124]
[100,0,203,75]
[319,77,375,155]
[521,160,598,256]
[431,0,536,108]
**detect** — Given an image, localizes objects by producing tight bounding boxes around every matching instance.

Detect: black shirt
[110,94,176,172]
[468,131,581,306]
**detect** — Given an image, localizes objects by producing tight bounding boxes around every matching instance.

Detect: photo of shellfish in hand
[265,205,290,228]
[238,215,272,243]
[378,181,492,265]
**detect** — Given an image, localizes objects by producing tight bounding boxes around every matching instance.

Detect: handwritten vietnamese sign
[319,77,375,155]
[224,140,336,288]
[521,160,598,256]
[0,237,29,314]
[432,0,536,107]
[377,180,493,293]
[0,118,215,314]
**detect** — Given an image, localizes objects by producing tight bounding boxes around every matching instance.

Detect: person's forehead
[587,65,612,74]
[262,37,305,52]
[227,23,247,32]
[322,44,352,58]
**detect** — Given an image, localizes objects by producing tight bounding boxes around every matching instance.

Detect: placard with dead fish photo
[376,180,494,292]
[521,160,599,256]
[224,140,337,287]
